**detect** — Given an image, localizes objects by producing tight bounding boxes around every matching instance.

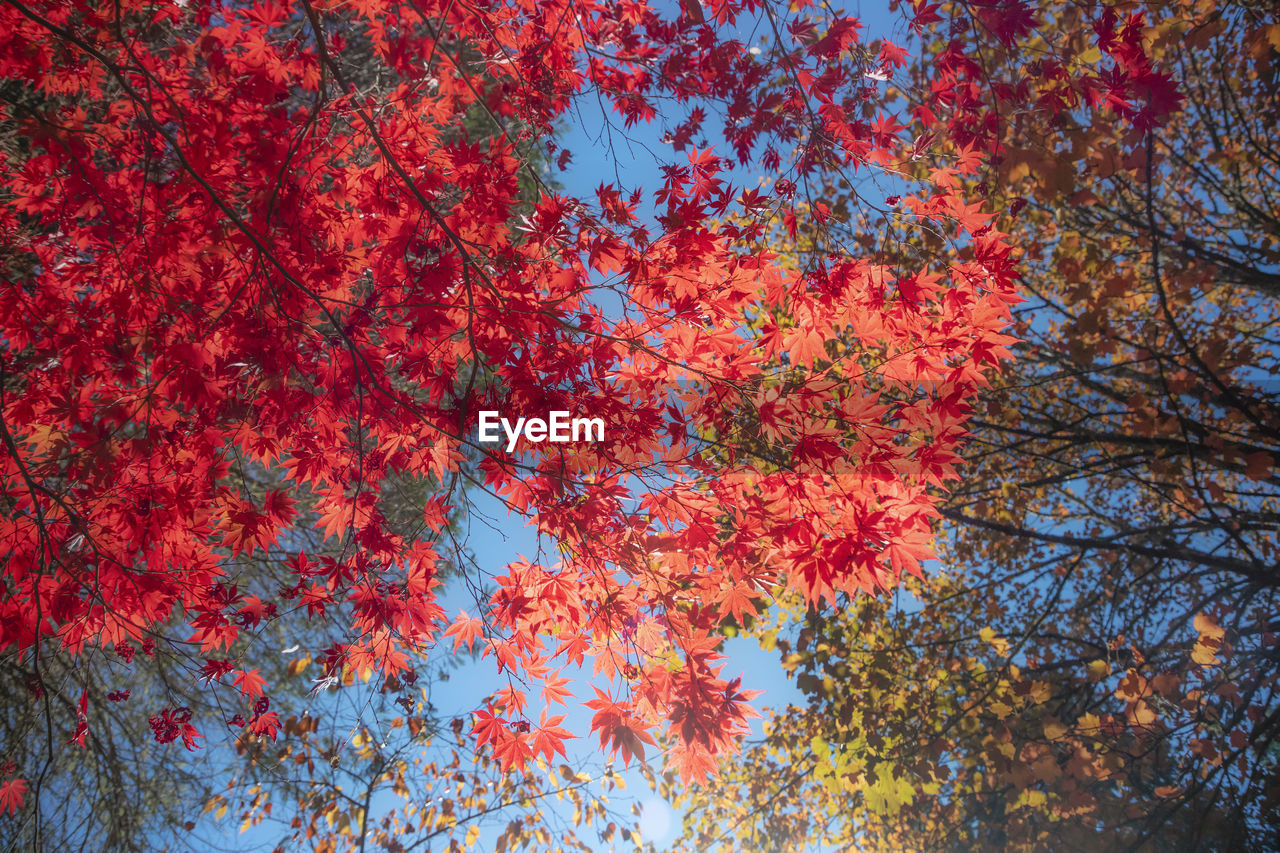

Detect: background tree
[669,0,1279,850]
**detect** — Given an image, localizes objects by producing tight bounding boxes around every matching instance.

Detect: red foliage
[0,0,1171,788]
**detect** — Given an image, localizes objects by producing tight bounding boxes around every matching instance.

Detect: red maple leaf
[248,711,281,740]
[232,669,267,700]
[442,611,484,653]
[0,778,26,816]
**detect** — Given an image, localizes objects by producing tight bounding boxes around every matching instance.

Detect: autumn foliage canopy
[667,2,1280,850]
[0,0,1190,842]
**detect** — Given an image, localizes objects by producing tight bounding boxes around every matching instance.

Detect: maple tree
[0,0,1022,844]
[671,0,1280,849]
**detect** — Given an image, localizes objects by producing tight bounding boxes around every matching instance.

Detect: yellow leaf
[1007,160,1031,183]
[1131,700,1157,726]
[1042,719,1068,740]
[1019,789,1047,808]
[1115,670,1147,701]
[865,763,914,816]
[1078,46,1102,63]
[465,825,481,847]
[1192,641,1220,667]
[1194,611,1225,640]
